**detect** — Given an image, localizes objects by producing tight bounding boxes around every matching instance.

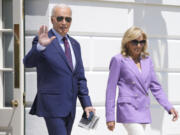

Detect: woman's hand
[106,121,115,131]
[170,108,178,121]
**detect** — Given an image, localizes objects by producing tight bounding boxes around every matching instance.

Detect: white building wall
[25,0,180,135]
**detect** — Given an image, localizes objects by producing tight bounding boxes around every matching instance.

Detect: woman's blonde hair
[121,26,149,58]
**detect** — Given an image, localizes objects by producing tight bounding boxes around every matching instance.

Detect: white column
[12,0,24,135]
[0,0,4,108]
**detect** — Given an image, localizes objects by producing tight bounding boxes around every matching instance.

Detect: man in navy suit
[24,4,95,135]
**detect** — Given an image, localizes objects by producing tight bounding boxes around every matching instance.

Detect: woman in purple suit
[105,26,178,135]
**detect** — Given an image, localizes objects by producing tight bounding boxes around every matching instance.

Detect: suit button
[132,81,136,84]
[135,94,138,98]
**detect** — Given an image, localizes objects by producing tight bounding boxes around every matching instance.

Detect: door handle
[14,24,20,88]
[11,100,18,107]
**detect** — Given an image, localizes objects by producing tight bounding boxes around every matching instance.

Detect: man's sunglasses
[130,40,146,46]
[55,16,72,23]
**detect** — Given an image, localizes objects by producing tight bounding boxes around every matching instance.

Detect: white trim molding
[0,29,13,33]
[75,0,180,7]
[0,0,3,108]
[0,68,13,72]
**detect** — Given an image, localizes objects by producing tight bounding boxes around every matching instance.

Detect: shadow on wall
[25,0,49,16]
[134,0,168,134]
[24,0,50,41]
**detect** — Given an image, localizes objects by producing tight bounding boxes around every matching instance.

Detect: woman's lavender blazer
[105,54,173,123]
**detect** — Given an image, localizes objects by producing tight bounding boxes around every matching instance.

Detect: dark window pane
[3,72,13,107]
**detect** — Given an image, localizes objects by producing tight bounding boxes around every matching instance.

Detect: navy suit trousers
[44,114,74,135]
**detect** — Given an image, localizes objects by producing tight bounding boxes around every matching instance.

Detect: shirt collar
[52,28,68,43]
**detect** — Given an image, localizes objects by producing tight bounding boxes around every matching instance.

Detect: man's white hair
[51,4,72,16]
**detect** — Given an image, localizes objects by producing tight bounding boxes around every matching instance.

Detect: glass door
[0,0,24,135]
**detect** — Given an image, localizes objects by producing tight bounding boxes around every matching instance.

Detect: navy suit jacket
[24,29,92,117]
